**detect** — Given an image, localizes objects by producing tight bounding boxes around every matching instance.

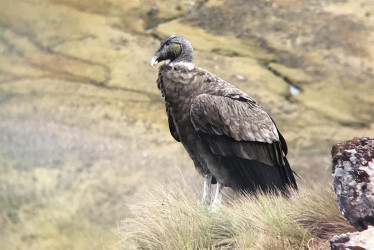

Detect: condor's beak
[150,56,159,67]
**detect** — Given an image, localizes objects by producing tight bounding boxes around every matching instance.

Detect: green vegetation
[0,164,127,250]
[121,184,354,249]
[1,0,373,249]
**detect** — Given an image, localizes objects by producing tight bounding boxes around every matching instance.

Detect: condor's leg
[211,182,223,209]
[202,174,212,204]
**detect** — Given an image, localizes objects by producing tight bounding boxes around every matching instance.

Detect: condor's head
[150,35,194,69]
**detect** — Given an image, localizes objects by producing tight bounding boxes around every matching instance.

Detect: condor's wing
[190,93,297,190]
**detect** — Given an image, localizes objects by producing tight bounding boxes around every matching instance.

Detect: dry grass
[121,183,354,249]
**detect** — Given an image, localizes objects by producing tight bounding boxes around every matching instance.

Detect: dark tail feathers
[220,156,297,195]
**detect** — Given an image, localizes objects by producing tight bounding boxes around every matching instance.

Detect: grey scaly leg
[202,174,212,204]
[211,182,223,210]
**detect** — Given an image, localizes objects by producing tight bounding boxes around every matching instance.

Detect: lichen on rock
[331,137,374,231]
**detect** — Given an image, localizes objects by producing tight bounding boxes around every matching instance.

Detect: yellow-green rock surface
[0,0,373,249]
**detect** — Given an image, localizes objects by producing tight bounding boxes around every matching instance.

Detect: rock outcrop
[331,137,374,249]
[332,137,374,231]
[330,226,374,250]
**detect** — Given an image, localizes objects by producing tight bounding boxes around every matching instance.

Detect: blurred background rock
[0,0,373,249]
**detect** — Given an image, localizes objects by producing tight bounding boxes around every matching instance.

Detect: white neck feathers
[168,61,195,70]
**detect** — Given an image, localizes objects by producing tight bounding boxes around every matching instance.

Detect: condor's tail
[219,155,298,195]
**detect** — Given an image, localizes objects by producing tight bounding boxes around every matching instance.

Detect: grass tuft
[121,184,354,249]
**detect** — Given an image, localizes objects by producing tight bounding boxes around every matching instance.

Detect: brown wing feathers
[191,92,298,192]
[191,94,280,143]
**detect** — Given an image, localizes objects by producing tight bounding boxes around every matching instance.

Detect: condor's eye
[165,41,171,46]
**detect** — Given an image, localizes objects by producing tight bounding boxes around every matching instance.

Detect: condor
[151,35,297,206]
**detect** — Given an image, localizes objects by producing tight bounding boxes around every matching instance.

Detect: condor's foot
[202,174,212,205]
[210,182,223,212]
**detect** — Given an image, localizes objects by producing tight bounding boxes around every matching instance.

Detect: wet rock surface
[332,137,374,231]
[330,226,374,250]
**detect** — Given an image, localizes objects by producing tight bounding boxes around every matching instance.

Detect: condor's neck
[169,45,194,70]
